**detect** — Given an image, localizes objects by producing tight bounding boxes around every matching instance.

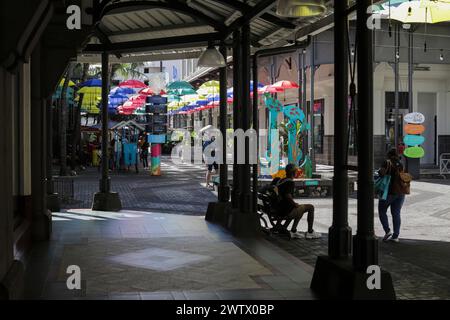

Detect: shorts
[207,162,218,172]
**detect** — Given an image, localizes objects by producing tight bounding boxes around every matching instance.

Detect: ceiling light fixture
[197,44,226,68]
[276,0,326,18]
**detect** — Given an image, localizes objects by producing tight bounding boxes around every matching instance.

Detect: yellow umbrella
[388,0,450,24]
[197,80,220,96]
[75,87,102,114]
[168,101,188,110]
[59,78,76,87]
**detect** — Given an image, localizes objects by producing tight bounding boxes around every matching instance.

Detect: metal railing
[440,153,450,178]
[53,177,74,202]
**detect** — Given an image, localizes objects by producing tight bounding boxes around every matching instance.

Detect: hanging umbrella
[118,79,147,88]
[110,86,135,95]
[271,80,300,90]
[76,86,102,114]
[59,78,76,87]
[207,101,220,107]
[139,87,155,95]
[168,87,197,96]
[379,0,450,24]
[196,98,209,106]
[197,80,220,96]
[167,81,194,90]
[79,79,102,87]
[109,94,129,107]
[258,85,284,94]
[226,81,264,97]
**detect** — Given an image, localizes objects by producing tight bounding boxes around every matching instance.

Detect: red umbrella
[139,87,154,95]
[271,80,299,90]
[129,94,146,101]
[259,85,284,94]
[159,89,167,95]
[118,80,147,88]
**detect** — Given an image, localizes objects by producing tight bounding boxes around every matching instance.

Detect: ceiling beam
[224,0,279,39]
[214,0,296,29]
[100,0,227,33]
[83,32,222,54]
[102,22,206,36]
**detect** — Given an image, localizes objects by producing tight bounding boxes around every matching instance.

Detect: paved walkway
[23,210,315,300]
[37,157,450,300]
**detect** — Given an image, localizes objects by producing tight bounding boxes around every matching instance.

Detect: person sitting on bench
[271,164,321,239]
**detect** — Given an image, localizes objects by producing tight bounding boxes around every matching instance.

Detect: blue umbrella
[110,86,135,95]
[196,99,208,106]
[109,94,129,106]
[207,94,220,102]
[79,79,102,87]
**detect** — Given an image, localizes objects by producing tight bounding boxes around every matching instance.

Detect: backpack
[396,171,412,194]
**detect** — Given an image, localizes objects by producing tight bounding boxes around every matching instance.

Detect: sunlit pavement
[24,209,316,300]
[44,158,450,299]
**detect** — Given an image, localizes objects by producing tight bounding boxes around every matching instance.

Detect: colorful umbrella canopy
[139,87,155,95]
[168,87,197,96]
[227,81,264,97]
[109,94,128,106]
[167,81,194,90]
[110,86,135,95]
[118,79,147,88]
[79,79,102,87]
[76,86,102,114]
[259,85,284,94]
[271,80,299,90]
[59,78,76,87]
[197,80,220,96]
[379,0,450,23]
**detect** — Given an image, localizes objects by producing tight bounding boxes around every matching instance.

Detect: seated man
[271,164,321,239]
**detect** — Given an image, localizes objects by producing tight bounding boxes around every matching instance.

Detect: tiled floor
[23,209,316,300]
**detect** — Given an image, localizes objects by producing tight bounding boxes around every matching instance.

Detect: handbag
[374,161,392,200]
[375,174,391,200]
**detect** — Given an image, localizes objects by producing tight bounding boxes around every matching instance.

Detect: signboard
[146,95,168,104]
[149,134,166,144]
[147,104,168,114]
[151,124,167,134]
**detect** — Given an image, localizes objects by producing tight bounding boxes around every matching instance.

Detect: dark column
[46,97,60,212]
[252,53,259,213]
[30,44,51,241]
[310,37,317,172]
[218,44,230,203]
[231,29,242,210]
[205,44,232,225]
[92,52,122,211]
[302,50,308,158]
[100,52,110,193]
[353,0,378,271]
[328,0,352,259]
[239,23,252,215]
[394,25,400,148]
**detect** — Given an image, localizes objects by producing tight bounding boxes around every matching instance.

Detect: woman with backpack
[377,148,411,242]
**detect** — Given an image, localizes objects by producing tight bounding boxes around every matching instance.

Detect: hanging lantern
[276,0,326,17]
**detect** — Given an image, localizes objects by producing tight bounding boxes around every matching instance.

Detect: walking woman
[378,148,409,242]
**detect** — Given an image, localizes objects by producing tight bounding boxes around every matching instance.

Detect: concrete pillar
[30,44,52,241]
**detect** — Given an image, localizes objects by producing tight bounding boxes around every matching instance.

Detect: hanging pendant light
[276,0,326,17]
[197,44,226,68]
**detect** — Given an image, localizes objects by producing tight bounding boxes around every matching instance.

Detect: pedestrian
[377,148,411,242]
[203,135,218,189]
[141,140,149,169]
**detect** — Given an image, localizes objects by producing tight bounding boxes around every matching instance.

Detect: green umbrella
[167,81,194,90]
[167,87,197,96]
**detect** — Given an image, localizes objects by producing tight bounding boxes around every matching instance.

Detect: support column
[205,44,231,225]
[46,97,60,212]
[218,44,230,203]
[92,51,122,211]
[30,44,51,241]
[310,37,317,172]
[329,0,352,259]
[231,30,242,210]
[311,0,395,299]
[394,24,400,148]
[239,23,252,215]
[353,0,378,271]
[229,25,260,237]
